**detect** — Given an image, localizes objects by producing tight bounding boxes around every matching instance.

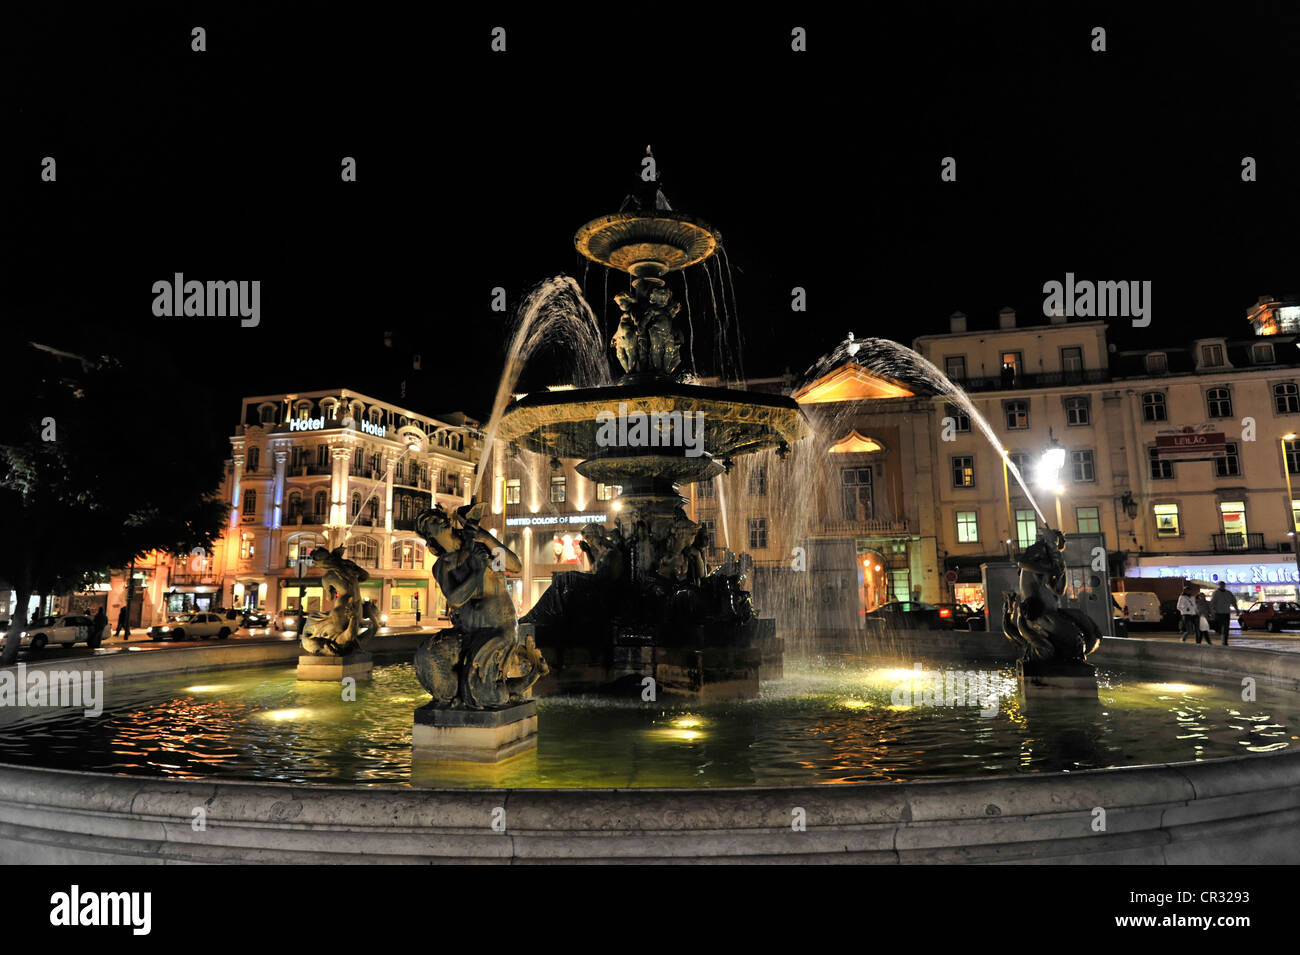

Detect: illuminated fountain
[497,164,807,697]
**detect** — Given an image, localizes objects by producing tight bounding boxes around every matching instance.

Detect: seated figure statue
[1002,527,1102,665]
[413,502,548,709]
[300,545,380,656]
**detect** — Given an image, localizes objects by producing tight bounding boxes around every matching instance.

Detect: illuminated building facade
[215,389,483,626]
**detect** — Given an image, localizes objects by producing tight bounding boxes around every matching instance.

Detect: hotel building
[202,389,483,625]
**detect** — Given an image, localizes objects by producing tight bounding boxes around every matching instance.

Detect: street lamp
[1037,431,1067,529]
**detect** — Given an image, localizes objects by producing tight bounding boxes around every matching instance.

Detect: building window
[1001,351,1023,379]
[748,465,768,496]
[595,482,620,501]
[246,447,260,472]
[366,497,379,523]
[313,490,326,517]
[748,517,768,550]
[1292,499,1300,533]
[1076,506,1100,534]
[350,491,361,517]
[1206,386,1233,418]
[1141,392,1167,422]
[956,510,979,543]
[239,532,256,559]
[347,536,379,569]
[393,459,404,484]
[944,402,971,433]
[697,479,715,499]
[1064,396,1091,426]
[1201,344,1225,367]
[295,401,312,420]
[392,540,424,569]
[944,356,966,381]
[286,533,322,567]
[506,479,522,505]
[550,475,566,503]
[1274,382,1300,415]
[391,593,403,611]
[287,490,304,521]
[1145,353,1168,374]
[841,467,874,520]
[1288,439,1300,475]
[353,448,363,472]
[952,455,975,488]
[1007,451,1033,486]
[1255,343,1276,364]
[316,444,329,467]
[400,495,412,520]
[242,488,256,517]
[1004,400,1029,430]
[700,519,718,556]
[1214,442,1241,478]
[1070,449,1095,482]
[1149,446,1173,480]
[1061,346,1083,372]
[259,404,277,425]
[1154,503,1181,537]
[1015,509,1037,549]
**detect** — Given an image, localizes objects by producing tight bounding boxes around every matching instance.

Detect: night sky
[6,4,1300,424]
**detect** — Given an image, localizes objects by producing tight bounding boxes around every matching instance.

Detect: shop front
[1127,555,1300,605]
[388,579,428,626]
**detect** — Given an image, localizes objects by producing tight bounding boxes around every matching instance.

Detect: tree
[0,343,228,663]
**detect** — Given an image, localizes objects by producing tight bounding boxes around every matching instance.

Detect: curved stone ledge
[0,747,1296,863]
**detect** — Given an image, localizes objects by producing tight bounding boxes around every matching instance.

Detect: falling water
[472,276,611,499]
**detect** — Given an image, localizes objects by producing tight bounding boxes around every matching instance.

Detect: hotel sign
[1155,427,1224,455]
[288,416,325,432]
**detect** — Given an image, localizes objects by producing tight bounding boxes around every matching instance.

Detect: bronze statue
[1002,527,1102,665]
[413,502,548,709]
[608,279,684,376]
[300,545,380,656]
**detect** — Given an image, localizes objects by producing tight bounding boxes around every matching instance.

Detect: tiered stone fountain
[499,174,807,698]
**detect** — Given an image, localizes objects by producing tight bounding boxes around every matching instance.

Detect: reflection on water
[0,656,1295,788]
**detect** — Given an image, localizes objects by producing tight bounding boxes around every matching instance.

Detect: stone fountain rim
[573,210,723,272]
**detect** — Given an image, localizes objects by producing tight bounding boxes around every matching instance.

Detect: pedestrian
[1209,581,1239,646]
[1176,587,1198,642]
[114,603,130,640]
[91,606,108,644]
[1194,592,1214,644]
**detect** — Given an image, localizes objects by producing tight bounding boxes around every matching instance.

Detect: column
[462,466,473,505]
[385,460,395,532]
[230,449,245,529]
[331,447,349,527]
[272,448,288,529]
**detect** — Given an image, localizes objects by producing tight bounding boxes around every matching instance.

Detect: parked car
[240,609,270,628]
[147,612,235,641]
[10,614,106,650]
[273,609,306,632]
[864,601,946,630]
[933,603,984,630]
[1112,591,1162,629]
[1238,601,1300,633]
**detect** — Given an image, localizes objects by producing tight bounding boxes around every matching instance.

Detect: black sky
[6,3,1300,423]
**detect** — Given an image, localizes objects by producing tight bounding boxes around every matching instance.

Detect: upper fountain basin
[574,211,722,275]
[498,380,808,482]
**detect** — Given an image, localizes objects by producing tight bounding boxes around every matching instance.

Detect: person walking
[1195,592,1213,645]
[114,603,130,640]
[1177,587,1198,642]
[91,606,108,645]
[1210,581,1239,646]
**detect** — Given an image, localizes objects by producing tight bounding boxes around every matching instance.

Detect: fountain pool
[0,653,1294,788]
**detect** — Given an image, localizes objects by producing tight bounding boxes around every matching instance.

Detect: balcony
[393,517,420,531]
[1213,532,1267,553]
[950,368,1110,393]
[820,517,911,536]
[285,512,328,527]
[170,572,220,587]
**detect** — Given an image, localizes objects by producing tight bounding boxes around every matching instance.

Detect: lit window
[506,479,521,505]
[956,511,979,543]
[239,533,256,559]
[1015,509,1037,549]
[550,475,566,503]
[1154,504,1181,537]
[748,517,768,550]
[1076,507,1100,534]
[595,482,621,501]
[952,456,975,488]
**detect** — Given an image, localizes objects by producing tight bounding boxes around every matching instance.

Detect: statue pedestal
[296,651,373,682]
[412,700,538,763]
[1017,659,1098,697]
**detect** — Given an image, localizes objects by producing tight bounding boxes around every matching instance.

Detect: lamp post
[1037,431,1067,531]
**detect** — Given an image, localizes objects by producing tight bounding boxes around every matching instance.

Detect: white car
[12,614,106,650]
[147,612,236,641]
